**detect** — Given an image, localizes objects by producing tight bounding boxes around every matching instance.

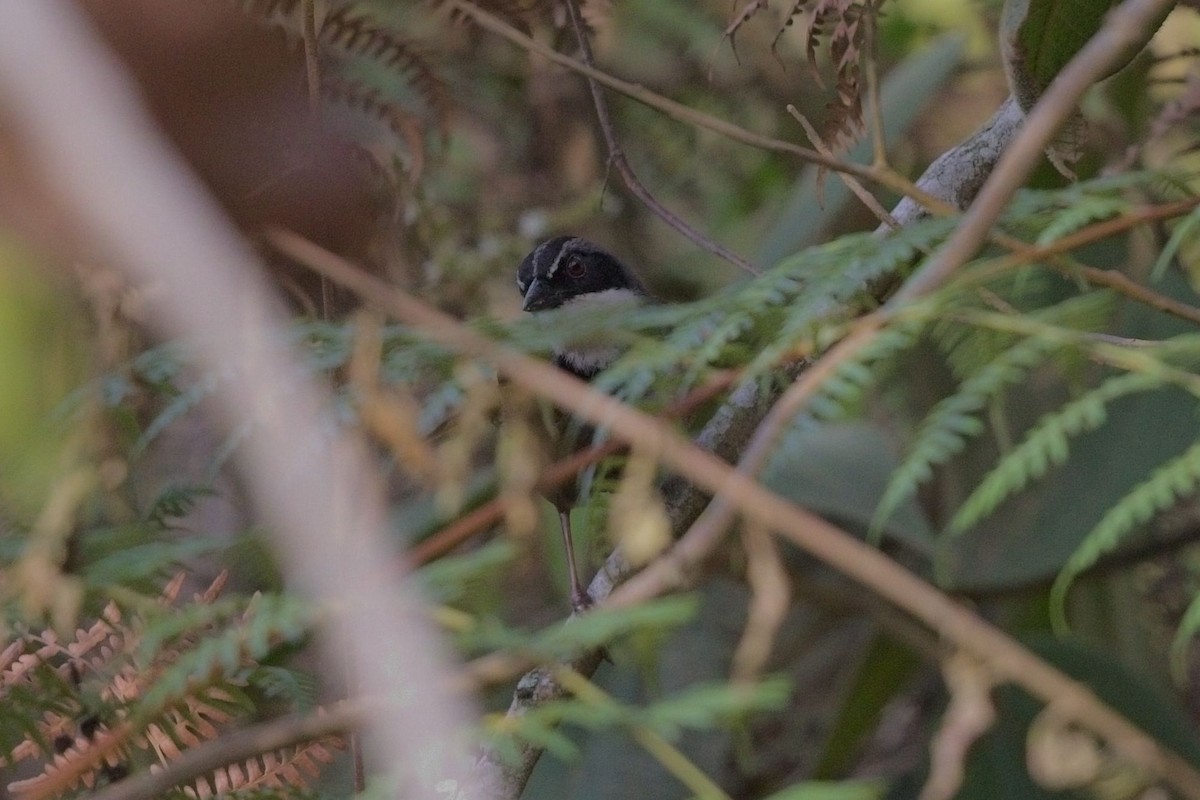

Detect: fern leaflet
[948,372,1166,533]
[1051,437,1200,632]
[871,333,1060,541]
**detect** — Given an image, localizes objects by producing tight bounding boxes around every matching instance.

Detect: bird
[517,236,649,610]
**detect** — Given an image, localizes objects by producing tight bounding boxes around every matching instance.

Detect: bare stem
[562,0,760,276]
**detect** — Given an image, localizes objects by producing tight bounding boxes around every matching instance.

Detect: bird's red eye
[565,258,586,278]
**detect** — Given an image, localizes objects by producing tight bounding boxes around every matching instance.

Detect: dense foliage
[2,0,1200,798]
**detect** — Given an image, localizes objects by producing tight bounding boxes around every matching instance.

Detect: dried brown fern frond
[7,723,133,798]
[721,0,771,59]
[719,0,883,154]
[3,572,335,799]
[431,0,556,29]
[3,576,226,795]
[796,0,880,153]
[183,736,344,798]
[0,602,123,700]
[432,0,613,40]
[309,77,431,186]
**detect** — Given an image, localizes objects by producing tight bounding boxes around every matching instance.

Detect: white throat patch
[560,287,641,309]
[553,287,642,374]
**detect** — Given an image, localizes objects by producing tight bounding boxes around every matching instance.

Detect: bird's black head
[518,236,645,313]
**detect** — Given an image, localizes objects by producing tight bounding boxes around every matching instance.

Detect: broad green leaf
[1001,0,1169,113]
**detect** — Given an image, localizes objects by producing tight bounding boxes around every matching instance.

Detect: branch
[0,4,473,796]
[448,1,1189,793]
[443,0,943,209]
[410,369,736,566]
[887,97,1025,226]
[893,0,1178,303]
[273,230,1200,800]
[562,0,760,276]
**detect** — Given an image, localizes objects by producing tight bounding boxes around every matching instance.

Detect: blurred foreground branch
[0,2,474,795]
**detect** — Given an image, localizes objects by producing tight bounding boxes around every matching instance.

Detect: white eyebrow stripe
[545,237,586,280]
[545,249,564,279]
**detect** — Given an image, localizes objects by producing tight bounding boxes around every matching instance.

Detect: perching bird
[517,236,649,610]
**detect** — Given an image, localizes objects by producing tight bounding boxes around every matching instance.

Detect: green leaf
[1000,0,1168,113]
[763,421,934,551]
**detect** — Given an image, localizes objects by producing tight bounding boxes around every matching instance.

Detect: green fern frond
[320,8,451,135]
[132,370,226,456]
[1151,204,1200,281]
[1051,437,1200,632]
[948,372,1167,534]
[1034,195,1131,246]
[871,334,1061,540]
[138,593,311,714]
[806,319,925,421]
[934,289,1114,380]
[635,677,790,739]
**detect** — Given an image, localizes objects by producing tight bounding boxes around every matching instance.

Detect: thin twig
[273,230,1200,800]
[410,368,735,565]
[562,0,760,276]
[975,199,1200,325]
[443,0,945,212]
[647,0,1187,586]
[553,667,735,800]
[864,11,888,169]
[787,104,899,230]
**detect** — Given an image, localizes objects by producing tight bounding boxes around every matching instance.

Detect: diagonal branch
[892,0,1179,303]
[272,229,1200,800]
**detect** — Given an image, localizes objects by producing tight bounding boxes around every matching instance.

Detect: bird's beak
[522,277,554,312]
